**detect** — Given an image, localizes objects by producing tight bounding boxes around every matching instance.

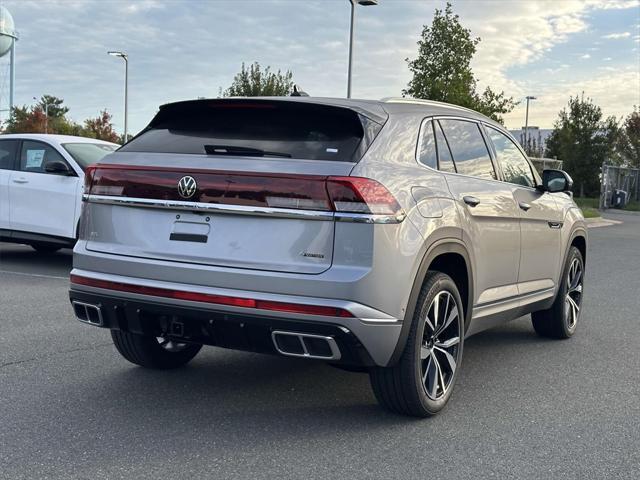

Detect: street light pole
[347,0,377,98]
[108,51,129,142]
[524,95,536,154]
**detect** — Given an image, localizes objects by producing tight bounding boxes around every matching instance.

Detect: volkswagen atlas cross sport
[69,97,586,417]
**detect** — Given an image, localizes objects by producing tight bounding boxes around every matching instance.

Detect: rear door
[9,140,80,239]
[436,118,522,308]
[84,99,384,275]
[484,126,562,295]
[0,140,19,231]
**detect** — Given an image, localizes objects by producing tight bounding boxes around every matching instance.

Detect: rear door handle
[12,178,28,184]
[463,196,480,207]
[519,202,531,211]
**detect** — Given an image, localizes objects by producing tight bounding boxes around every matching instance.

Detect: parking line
[0,270,69,280]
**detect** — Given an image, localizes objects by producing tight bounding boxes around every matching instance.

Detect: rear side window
[0,140,18,170]
[439,119,496,180]
[19,141,67,173]
[417,120,437,169]
[121,101,381,162]
[486,127,536,187]
[434,121,456,173]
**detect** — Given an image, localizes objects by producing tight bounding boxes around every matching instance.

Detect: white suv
[0,134,118,253]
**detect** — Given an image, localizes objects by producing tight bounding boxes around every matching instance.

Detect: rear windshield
[120,100,381,162]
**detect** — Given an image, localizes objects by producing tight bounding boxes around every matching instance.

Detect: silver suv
[69,97,586,417]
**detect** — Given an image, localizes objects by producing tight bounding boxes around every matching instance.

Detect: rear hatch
[84,98,387,274]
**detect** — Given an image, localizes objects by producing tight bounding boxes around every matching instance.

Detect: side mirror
[44,160,73,175]
[539,169,573,193]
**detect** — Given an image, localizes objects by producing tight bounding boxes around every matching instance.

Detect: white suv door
[0,140,19,231]
[9,140,81,240]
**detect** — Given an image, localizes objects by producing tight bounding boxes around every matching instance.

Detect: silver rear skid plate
[271,330,341,360]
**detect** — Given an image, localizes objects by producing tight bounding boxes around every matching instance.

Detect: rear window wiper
[204,145,292,158]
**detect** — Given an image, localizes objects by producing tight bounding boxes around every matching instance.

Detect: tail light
[70,274,354,318]
[84,165,402,217]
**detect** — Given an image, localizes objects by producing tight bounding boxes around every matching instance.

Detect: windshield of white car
[62,143,119,170]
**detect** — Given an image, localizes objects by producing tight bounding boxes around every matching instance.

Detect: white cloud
[503,66,640,128]
[603,32,632,39]
[581,53,592,59]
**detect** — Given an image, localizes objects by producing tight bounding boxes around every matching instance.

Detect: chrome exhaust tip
[72,301,104,326]
[271,330,341,360]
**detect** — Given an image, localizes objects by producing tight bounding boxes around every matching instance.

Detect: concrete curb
[585,217,623,228]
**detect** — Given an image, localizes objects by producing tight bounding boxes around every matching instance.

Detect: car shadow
[62,317,551,436]
[0,243,73,276]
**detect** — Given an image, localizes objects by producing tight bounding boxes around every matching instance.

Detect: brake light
[70,275,354,318]
[327,176,402,215]
[84,165,97,195]
[84,165,402,217]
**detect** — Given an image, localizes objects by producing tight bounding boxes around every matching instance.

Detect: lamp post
[108,51,129,142]
[33,96,51,134]
[524,95,536,154]
[347,0,377,98]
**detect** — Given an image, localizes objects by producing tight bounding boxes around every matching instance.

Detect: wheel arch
[387,239,473,366]
[570,231,587,265]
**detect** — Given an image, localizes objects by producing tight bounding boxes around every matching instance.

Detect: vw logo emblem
[177,176,197,199]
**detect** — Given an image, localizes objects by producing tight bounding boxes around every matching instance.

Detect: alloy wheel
[565,257,583,330]
[420,290,461,400]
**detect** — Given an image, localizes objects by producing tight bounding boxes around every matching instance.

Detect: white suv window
[486,127,536,187]
[439,119,496,180]
[19,141,67,173]
[0,140,18,170]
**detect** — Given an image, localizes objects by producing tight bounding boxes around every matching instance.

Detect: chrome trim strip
[334,211,407,224]
[83,194,406,224]
[271,331,342,360]
[473,287,555,310]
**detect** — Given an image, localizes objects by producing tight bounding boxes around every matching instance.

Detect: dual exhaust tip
[271,330,341,361]
[71,302,342,362]
[72,301,103,326]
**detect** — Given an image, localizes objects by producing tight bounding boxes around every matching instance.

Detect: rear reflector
[70,274,354,318]
[84,164,402,216]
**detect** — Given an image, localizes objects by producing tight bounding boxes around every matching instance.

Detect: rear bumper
[69,269,403,367]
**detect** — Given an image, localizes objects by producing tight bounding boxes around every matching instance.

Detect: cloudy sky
[2,0,639,135]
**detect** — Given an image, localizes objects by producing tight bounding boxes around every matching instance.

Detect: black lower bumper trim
[69,289,375,367]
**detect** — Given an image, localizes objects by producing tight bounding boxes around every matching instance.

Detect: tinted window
[418,120,437,168]
[434,121,456,173]
[487,127,535,187]
[63,143,118,170]
[20,141,67,173]
[439,119,496,180]
[121,101,376,162]
[0,140,18,170]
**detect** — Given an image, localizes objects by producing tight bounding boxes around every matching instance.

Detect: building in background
[509,126,554,158]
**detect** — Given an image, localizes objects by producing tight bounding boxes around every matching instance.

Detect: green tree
[82,109,120,143]
[404,2,516,123]
[617,108,640,168]
[222,62,294,97]
[4,95,81,134]
[545,94,619,197]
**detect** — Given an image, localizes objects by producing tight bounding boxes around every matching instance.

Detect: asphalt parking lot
[1,212,639,480]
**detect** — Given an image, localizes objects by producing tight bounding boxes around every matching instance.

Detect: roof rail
[380,97,480,116]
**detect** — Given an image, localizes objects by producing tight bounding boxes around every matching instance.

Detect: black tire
[369,271,464,417]
[532,246,584,339]
[31,244,61,254]
[111,330,202,369]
